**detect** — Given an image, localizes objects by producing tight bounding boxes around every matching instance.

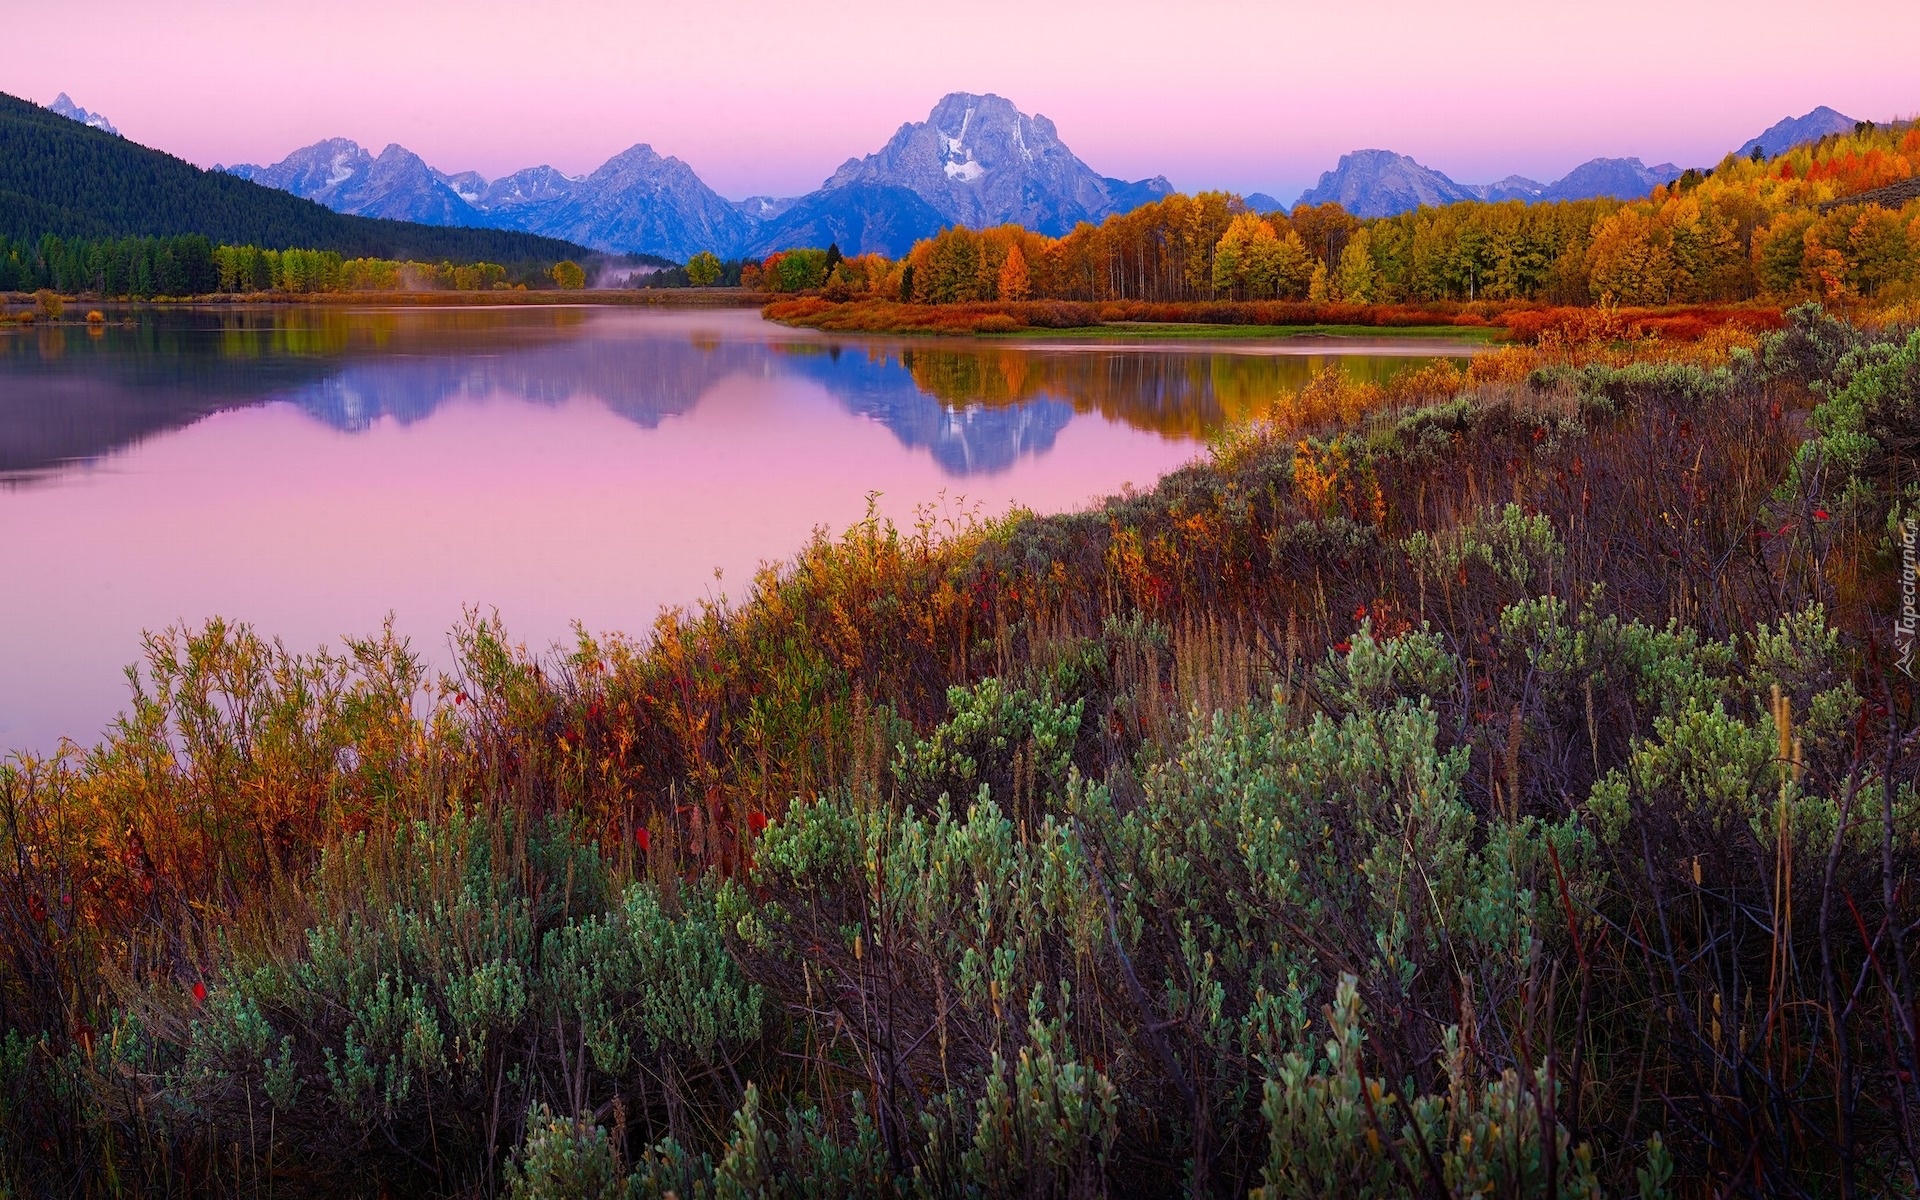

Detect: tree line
[0,233,523,297]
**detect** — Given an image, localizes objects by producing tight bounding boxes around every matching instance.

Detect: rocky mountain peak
[1296,150,1480,217]
[822,92,1157,235]
[1740,106,1860,159]
[217,91,1171,260]
[48,93,117,136]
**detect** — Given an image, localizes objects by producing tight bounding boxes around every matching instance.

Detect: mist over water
[0,306,1471,751]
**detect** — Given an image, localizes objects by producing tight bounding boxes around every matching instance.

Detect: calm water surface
[0,305,1473,751]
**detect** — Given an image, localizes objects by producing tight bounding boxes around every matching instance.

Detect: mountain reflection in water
[0,306,1468,482]
[0,305,1480,753]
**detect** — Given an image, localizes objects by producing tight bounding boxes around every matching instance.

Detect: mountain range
[1295,107,1864,218]
[223,93,1174,262]
[43,88,1873,262]
[1,90,592,263]
[1295,150,1687,217]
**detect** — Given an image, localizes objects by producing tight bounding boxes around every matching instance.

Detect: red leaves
[635,827,651,853]
[1333,640,1352,655]
[1814,509,1830,521]
[26,894,47,923]
[190,980,206,1005]
[747,811,769,836]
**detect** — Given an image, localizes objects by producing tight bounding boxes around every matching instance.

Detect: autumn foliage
[743,119,1920,336]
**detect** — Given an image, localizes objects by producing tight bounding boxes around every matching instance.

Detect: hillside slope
[0,92,589,263]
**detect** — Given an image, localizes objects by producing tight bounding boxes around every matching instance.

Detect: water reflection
[0,307,1470,483]
[1,306,1481,752]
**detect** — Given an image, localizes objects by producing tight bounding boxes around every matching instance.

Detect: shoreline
[0,287,775,312]
[982,321,1506,343]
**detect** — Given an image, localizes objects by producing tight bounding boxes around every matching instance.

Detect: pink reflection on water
[0,360,1199,752]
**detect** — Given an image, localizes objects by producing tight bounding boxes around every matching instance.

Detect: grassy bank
[0,307,1915,1197]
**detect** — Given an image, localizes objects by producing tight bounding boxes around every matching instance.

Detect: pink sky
[7,0,1918,200]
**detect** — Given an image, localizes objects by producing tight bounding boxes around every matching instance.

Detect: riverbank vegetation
[1,303,1915,1197]
[763,296,1787,341]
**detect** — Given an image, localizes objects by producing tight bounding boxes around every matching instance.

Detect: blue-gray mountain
[47,93,116,137]
[819,93,1170,236]
[215,96,1873,258]
[1293,107,1868,219]
[225,139,487,226]
[1739,106,1861,159]
[223,93,1171,262]
[1294,149,1683,218]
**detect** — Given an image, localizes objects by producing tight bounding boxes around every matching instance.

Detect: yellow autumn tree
[1213,214,1318,300]
[1308,261,1331,303]
[550,260,586,289]
[998,241,1031,301]
[1584,209,1670,305]
[1335,227,1379,302]
[1211,213,1276,298]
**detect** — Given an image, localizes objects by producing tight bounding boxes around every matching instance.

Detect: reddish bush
[1499,304,1784,344]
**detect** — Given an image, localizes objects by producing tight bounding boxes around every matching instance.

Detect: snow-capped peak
[47,92,118,136]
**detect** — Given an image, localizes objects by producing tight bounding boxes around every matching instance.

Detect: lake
[0,305,1475,752]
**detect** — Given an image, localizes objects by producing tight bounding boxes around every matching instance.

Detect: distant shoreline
[0,288,775,310]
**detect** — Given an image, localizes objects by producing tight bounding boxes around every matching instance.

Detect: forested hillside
[0,92,590,264]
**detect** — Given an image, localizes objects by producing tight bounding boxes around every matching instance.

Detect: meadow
[0,303,1915,1198]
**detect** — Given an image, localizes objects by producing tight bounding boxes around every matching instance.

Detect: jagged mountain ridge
[1294,150,1483,217]
[1739,106,1860,158]
[48,93,117,136]
[217,97,1874,257]
[222,93,1173,260]
[227,139,493,227]
[1295,108,1876,219]
[496,144,758,265]
[1295,149,1683,218]
[822,93,1172,235]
